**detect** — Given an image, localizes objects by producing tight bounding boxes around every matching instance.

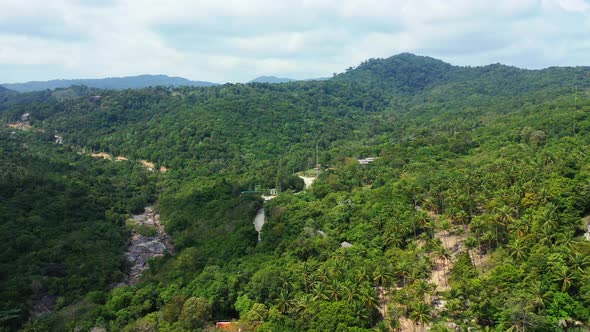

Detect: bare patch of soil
[90,152,112,160]
[140,160,155,171]
[8,122,33,130]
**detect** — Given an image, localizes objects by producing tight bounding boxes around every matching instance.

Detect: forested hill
[0,86,17,108]
[0,85,17,97]
[1,74,217,92]
[2,53,590,331]
[335,53,589,96]
[8,53,586,182]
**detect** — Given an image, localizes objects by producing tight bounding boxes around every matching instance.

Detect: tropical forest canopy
[1,53,590,331]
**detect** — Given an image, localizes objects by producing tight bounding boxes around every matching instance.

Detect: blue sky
[1,0,589,83]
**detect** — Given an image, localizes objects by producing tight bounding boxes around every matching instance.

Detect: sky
[1,0,589,83]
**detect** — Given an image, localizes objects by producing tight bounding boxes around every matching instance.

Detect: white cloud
[552,0,590,13]
[0,0,588,83]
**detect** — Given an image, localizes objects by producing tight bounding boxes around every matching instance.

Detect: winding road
[298,176,316,189]
[253,208,265,241]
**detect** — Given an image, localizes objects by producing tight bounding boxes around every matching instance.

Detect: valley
[1,53,590,332]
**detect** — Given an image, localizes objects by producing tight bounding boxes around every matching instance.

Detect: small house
[357,157,378,165]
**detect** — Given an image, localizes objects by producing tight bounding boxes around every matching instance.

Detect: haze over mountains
[2,74,335,92]
[1,75,217,93]
[248,76,296,84]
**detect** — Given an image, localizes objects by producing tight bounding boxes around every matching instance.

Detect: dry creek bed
[123,206,174,285]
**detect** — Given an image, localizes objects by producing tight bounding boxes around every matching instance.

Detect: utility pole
[574,84,578,135]
[316,143,319,178]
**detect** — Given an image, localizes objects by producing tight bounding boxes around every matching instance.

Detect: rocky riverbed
[124,206,174,285]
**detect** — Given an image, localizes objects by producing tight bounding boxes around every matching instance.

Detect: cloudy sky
[1,0,589,83]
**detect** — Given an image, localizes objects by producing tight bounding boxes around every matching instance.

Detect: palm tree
[411,216,419,239]
[353,300,369,321]
[464,236,477,265]
[294,294,314,322]
[445,298,464,320]
[396,261,412,287]
[359,285,379,311]
[555,230,575,250]
[328,279,342,301]
[537,226,554,247]
[439,217,452,247]
[413,280,435,303]
[552,265,576,292]
[276,289,294,314]
[355,266,370,284]
[494,205,514,246]
[526,280,548,310]
[481,230,496,257]
[374,215,387,231]
[513,216,530,238]
[311,282,328,301]
[384,231,404,248]
[434,244,450,283]
[383,305,402,331]
[454,210,470,230]
[469,216,486,259]
[569,251,590,273]
[316,265,330,284]
[430,323,453,332]
[334,247,352,263]
[416,211,432,236]
[543,204,558,225]
[301,262,314,293]
[330,259,344,279]
[373,265,394,287]
[409,302,432,332]
[505,301,539,332]
[341,283,355,304]
[281,278,293,292]
[508,239,527,262]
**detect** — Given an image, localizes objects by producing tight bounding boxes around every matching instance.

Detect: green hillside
[2,54,590,331]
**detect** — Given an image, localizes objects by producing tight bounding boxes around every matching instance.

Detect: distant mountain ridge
[4,53,588,94]
[248,76,331,83]
[3,74,329,91]
[248,76,296,83]
[1,74,217,92]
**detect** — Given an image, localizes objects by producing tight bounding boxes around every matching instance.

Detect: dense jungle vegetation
[1,53,590,331]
